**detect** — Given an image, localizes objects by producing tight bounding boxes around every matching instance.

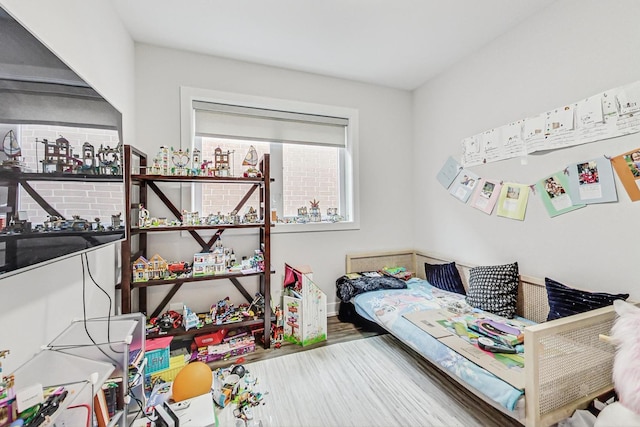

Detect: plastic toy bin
[146,354,186,383]
[145,336,172,374]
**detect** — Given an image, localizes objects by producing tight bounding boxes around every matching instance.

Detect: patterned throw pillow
[424,262,466,295]
[465,262,519,318]
[545,277,629,321]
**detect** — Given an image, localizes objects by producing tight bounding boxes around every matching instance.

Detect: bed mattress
[352,278,527,412]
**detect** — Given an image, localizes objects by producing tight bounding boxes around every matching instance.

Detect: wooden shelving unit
[118,145,272,348]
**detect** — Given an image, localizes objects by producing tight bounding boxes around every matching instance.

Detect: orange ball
[172,361,213,402]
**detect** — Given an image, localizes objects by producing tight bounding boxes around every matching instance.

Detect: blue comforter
[352,278,525,412]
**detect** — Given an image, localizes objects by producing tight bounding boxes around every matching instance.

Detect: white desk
[169,393,216,427]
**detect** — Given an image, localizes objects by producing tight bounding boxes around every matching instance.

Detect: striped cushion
[545,277,629,321]
[424,262,466,295]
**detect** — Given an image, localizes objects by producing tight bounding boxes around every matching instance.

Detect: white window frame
[180,86,360,233]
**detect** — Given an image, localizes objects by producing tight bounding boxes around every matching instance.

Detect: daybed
[341,250,618,427]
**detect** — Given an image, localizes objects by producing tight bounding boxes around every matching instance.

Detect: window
[180,87,359,232]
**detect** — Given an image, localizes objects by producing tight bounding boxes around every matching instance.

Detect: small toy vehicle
[150,310,183,330]
[167,261,191,275]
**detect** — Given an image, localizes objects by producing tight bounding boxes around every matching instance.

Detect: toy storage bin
[144,336,173,374]
[145,347,170,374]
[283,264,327,346]
[147,354,187,383]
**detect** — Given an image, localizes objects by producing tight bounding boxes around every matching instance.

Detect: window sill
[177,220,360,238]
[271,221,360,234]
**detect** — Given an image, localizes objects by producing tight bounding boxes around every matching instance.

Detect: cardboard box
[282,264,327,346]
[193,329,227,347]
[194,336,256,363]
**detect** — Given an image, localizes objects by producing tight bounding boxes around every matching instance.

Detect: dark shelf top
[0,229,124,241]
[131,223,265,234]
[121,269,274,289]
[146,316,274,339]
[0,170,123,183]
[131,174,264,184]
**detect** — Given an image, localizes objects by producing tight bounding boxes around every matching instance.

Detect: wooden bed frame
[346,249,617,427]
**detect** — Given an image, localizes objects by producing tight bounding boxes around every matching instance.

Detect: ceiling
[111,0,556,91]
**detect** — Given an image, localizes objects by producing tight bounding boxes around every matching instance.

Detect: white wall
[0,0,135,373]
[133,45,414,316]
[9,0,631,373]
[413,0,640,298]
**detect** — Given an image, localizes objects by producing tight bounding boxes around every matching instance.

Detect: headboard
[346,250,550,323]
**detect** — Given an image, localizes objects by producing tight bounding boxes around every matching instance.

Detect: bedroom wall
[413,0,640,299]
[133,45,414,317]
[0,0,135,373]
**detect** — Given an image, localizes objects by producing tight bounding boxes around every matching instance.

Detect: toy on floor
[172,361,212,402]
[595,300,640,426]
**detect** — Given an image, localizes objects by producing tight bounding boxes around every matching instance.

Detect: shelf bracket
[148,181,210,249]
[229,277,254,303]
[150,282,184,319]
[21,180,65,219]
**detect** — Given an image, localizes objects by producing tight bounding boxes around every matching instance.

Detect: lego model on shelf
[119,145,273,348]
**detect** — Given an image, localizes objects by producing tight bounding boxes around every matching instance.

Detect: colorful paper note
[436,156,462,189]
[448,169,481,203]
[469,178,502,215]
[536,171,584,217]
[566,156,618,204]
[496,183,530,221]
[611,148,640,202]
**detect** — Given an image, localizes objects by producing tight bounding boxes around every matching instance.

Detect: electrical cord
[83,252,124,355]
[129,388,154,424]
[79,253,121,366]
[84,252,153,423]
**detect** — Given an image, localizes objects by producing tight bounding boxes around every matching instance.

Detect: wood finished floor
[206,315,382,369]
[208,315,523,426]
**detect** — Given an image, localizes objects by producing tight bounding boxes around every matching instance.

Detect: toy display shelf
[146,314,277,340]
[127,269,275,288]
[120,144,273,349]
[131,173,263,184]
[130,223,266,234]
[125,270,276,320]
[0,170,123,182]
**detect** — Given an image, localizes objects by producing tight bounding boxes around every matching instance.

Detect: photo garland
[436,148,639,221]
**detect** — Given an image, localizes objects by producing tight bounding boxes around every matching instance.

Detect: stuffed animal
[595,300,640,427]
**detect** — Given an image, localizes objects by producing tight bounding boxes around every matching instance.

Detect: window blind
[0,80,121,130]
[193,101,348,147]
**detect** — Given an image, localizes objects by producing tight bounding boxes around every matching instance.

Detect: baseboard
[327,301,339,317]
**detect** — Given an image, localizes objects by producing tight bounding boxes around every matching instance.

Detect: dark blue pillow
[425,262,466,295]
[545,277,629,321]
